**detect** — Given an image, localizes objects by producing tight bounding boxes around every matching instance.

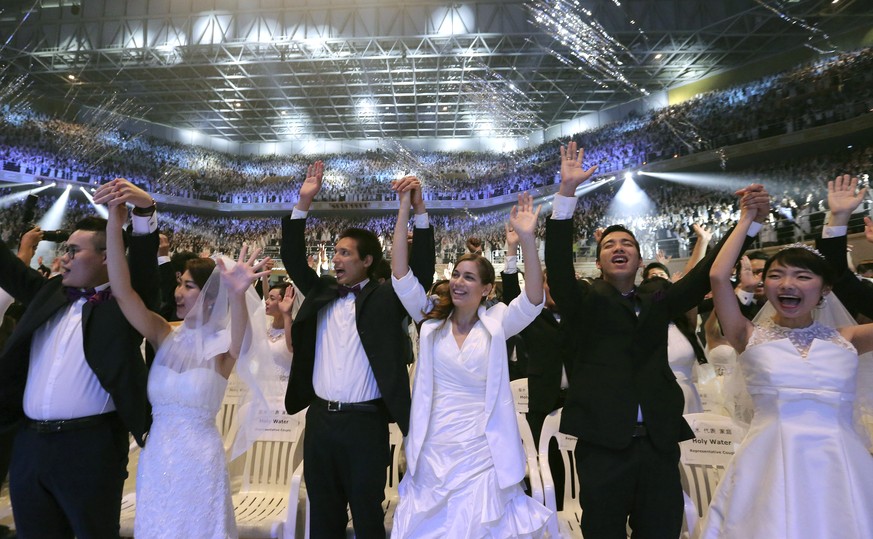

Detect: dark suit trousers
[576,437,683,539]
[304,403,390,539]
[9,415,129,539]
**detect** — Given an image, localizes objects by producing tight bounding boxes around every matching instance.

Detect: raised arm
[216,245,272,377]
[665,186,768,317]
[17,227,44,267]
[557,140,599,198]
[281,161,324,295]
[545,142,598,316]
[710,192,759,352]
[390,176,434,320]
[390,176,420,279]
[277,284,296,355]
[675,223,712,280]
[816,175,873,318]
[500,222,521,304]
[510,192,544,305]
[94,178,160,310]
[104,201,172,349]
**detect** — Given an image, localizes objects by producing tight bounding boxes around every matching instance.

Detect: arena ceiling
[0,0,870,142]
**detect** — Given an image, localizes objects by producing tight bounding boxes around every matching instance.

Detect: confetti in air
[526,0,646,95]
[460,63,543,139]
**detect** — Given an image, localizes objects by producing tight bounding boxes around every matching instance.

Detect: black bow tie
[337,284,362,299]
[65,287,113,305]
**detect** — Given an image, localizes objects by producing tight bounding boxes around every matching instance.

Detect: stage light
[79,186,108,218]
[624,171,634,181]
[606,175,654,221]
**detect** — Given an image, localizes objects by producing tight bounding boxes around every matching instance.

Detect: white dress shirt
[23,211,158,420]
[550,193,763,421]
[292,206,430,403]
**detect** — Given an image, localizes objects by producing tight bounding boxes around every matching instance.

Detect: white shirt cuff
[131,212,158,235]
[413,212,430,229]
[746,221,762,237]
[391,268,419,295]
[550,194,577,220]
[291,207,308,219]
[822,225,847,238]
[157,256,171,266]
[504,256,518,273]
[735,289,755,306]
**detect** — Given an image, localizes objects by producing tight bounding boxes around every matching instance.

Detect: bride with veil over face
[102,197,272,539]
[701,186,873,539]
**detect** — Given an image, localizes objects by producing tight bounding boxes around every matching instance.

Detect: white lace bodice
[747,319,856,359]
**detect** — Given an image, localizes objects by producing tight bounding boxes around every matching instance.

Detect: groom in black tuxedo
[0,180,158,538]
[282,163,434,538]
[545,142,767,538]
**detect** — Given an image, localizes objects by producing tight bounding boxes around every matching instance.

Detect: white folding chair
[538,408,582,539]
[679,412,747,538]
[510,378,545,504]
[233,407,306,539]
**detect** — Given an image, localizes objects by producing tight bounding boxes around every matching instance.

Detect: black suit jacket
[501,271,569,414]
[545,219,752,451]
[158,260,178,321]
[281,216,435,435]
[817,234,873,319]
[0,233,158,446]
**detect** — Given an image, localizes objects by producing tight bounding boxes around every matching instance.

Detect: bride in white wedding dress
[703,191,873,539]
[104,200,271,539]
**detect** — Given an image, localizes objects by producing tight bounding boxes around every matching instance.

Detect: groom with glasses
[0,178,159,538]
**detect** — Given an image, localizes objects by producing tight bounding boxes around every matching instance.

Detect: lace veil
[750,296,873,449]
[157,256,272,459]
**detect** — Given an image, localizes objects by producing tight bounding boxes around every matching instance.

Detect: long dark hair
[424,254,495,322]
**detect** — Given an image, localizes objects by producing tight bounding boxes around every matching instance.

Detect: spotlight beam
[639,171,749,192]
[0,183,53,208]
[79,186,108,218]
[38,184,72,233]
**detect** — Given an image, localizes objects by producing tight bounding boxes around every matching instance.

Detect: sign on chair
[680,414,744,466]
[510,378,529,414]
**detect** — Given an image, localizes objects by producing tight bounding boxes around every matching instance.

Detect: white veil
[156,256,272,460]
[751,296,873,450]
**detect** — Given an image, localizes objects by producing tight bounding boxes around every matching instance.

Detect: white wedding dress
[667,323,703,414]
[134,329,237,539]
[699,320,873,539]
[392,322,552,538]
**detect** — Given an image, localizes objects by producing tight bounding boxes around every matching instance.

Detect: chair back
[538,409,579,510]
[240,409,305,492]
[679,412,747,519]
[510,377,529,414]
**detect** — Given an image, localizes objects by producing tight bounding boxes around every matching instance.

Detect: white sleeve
[550,194,577,220]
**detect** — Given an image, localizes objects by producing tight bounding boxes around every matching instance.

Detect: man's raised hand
[297,161,325,211]
[558,141,598,197]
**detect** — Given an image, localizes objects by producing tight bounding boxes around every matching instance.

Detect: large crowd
[0,48,871,206]
[2,141,870,266]
[2,35,873,539]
